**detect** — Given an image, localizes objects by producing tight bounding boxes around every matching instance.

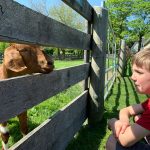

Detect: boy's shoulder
[141,98,150,109]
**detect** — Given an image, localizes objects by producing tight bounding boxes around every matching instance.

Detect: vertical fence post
[83,21,91,90]
[88,7,108,125]
[118,39,126,77]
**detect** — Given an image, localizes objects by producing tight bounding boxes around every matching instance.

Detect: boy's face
[131,64,150,94]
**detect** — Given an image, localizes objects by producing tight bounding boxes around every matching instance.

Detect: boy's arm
[108,118,150,147]
[108,103,149,147]
[118,104,144,134]
[108,104,145,138]
[117,123,150,147]
[119,104,144,122]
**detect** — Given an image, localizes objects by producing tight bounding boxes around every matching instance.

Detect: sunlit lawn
[66,62,147,150]
[1,59,84,148]
[1,59,146,150]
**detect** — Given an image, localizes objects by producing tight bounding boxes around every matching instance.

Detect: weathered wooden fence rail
[104,20,117,100]
[0,0,112,149]
[0,64,89,122]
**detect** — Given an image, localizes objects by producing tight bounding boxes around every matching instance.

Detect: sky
[15,0,104,8]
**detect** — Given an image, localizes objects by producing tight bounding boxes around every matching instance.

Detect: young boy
[106,47,150,150]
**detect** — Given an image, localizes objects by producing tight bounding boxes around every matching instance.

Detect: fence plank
[62,0,92,21]
[83,21,91,90]
[118,39,126,76]
[0,0,91,50]
[9,91,88,150]
[0,63,89,122]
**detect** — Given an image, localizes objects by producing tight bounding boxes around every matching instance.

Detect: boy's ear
[4,47,27,72]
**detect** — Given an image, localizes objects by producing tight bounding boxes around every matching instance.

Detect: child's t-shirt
[136,98,150,131]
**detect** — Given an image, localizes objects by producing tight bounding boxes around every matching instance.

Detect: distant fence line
[53,54,83,60]
[0,52,83,61]
[0,52,115,62]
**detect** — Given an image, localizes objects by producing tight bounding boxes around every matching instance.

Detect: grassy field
[54,60,84,69]
[1,59,147,149]
[1,60,84,148]
[66,62,147,150]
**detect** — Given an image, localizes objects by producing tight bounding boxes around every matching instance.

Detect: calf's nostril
[47,61,53,65]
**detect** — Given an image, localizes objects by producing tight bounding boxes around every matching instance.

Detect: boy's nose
[131,73,136,81]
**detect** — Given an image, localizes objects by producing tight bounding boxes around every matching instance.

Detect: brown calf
[0,43,54,150]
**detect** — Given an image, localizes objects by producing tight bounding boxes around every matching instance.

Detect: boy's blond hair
[132,47,150,71]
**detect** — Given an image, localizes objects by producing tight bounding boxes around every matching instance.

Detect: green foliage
[106,0,150,48]
[144,32,150,39]
[128,0,150,50]
[132,0,150,19]
[44,47,54,55]
[0,42,9,52]
[106,0,133,42]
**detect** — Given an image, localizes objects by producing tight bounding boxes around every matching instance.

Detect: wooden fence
[104,19,117,100]
[0,0,109,149]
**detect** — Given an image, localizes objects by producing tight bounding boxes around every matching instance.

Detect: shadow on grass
[8,118,39,145]
[112,77,121,112]
[67,77,121,150]
[67,119,107,150]
[67,110,119,150]
[127,77,140,104]
[123,59,140,105]
[125,59,132,77]
[122,77,130,106]
[67,68,142,150]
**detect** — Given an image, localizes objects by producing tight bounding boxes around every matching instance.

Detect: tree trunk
[138,34,143,51]
[61,49,65,60]
[57,48,61,60]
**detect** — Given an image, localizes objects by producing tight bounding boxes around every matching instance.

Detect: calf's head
[3,43,54,77]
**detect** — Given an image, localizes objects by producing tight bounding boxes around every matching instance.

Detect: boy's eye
[136,70,143,74]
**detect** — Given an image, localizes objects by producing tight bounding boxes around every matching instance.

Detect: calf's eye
[39,60,44,64]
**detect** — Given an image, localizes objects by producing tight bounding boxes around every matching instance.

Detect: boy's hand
[115,121,129,137]
[108,118,130,138]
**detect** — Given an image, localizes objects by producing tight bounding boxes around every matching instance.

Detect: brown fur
[0,43,54,149]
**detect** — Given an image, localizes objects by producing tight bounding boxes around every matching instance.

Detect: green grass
[7,82,83,147]
[66,63,147,150]
[54,60,84,69]
[2,59,147,150]
[0,59,84,148]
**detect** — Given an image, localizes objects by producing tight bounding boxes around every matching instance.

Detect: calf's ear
[4,47,27,72]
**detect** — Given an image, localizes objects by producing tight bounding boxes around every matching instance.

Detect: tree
[28,0,85,31]
[28,0,85,59]
[49,3,85,58]
[105,0,150,49]
[105,0,134,46]
[49,3,85,32]
[28,0,50,16]
[128,0,150,51]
